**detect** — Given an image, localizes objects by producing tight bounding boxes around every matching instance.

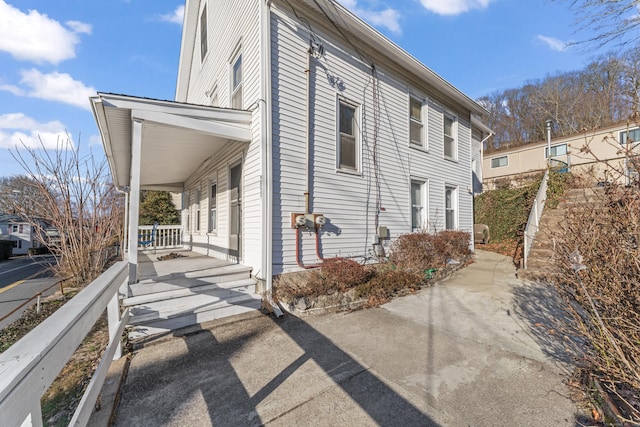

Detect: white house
[91,0,490,293]
[0,214,49,256]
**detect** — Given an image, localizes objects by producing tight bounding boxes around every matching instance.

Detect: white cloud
[88,134,103,147]
[536,35,569,52]
[0,1,90,65]
[0,69,96,110]
[339,0,401,34]
[0,113,74,150]
[159,5,184,25]
[418,0,493,16]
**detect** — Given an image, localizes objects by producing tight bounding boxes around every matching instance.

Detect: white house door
[229,163,242,262]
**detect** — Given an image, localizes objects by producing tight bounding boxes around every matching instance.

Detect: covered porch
[90,93,263,336]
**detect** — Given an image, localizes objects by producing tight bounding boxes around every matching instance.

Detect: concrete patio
[93,250,588,426]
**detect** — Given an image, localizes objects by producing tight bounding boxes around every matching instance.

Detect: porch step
[126,287,263,342]
[123,278,257,307]
[129,264,252,297]
[127,296,263,341]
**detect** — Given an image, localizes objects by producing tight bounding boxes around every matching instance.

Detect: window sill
[409,143,429,153]
[207,232,218,236]
[444,156,458,163]
[336,167,362,177]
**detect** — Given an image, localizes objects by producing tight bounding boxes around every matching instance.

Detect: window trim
[209,178,218,234]
[199,4,208,62]
[230,52,243,109]
[195,187,201,232]
[336,96,361,173]
[411,178,428,231]
[409,95,427,150]
[443,111,458,161]
[491,155,509,168]
[620,128,640,146]
[444,185,458,230]
[545,143,567,158]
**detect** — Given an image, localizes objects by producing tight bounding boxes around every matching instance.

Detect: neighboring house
[0,214,48,256]
[483,121,640,190]
[90,0,491,292]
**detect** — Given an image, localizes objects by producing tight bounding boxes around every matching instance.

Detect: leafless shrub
[552,184,640,414]
[9,136,123,286]
[389,230,471,273]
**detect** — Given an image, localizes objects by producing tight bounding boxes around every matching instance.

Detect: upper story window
[231,54,243,109]
[491,156,508,168]
[337,98,359,172]
[443,112,457,160]
[410,96,426,148]
[200,5,208,61]
[545,143,567,158]
[620,128,640,145]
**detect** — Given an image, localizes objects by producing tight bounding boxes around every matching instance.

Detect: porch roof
[90,93,252,192]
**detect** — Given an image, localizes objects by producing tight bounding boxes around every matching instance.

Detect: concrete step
[129,264,252,297]
[123,278,257,307]
[128,288,262,325]
[127,299,263,341]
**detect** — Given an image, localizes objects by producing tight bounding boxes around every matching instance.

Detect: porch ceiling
[90,93,252,191]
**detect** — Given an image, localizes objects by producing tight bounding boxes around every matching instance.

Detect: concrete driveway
[108,250,586,426]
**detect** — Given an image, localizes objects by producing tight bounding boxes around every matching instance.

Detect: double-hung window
[411,180,427,231]
[445,186,457,230]
[443,113,457,160]
[338,98,359,171]
[209,182,217,233]
[231,54,242,109]
[410,96,425,148]
[200,5,208,61]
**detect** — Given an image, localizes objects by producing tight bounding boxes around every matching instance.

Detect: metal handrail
[523,169,549,268]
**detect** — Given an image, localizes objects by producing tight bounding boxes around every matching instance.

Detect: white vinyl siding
[270,7,475,273]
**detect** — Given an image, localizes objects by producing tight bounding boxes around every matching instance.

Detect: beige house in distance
[482,120,640,189]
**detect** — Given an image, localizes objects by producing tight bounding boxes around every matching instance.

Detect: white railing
[0,261,129,427]
[137,224,183,250]
[523,169,549,268]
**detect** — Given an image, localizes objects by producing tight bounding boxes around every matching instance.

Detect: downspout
[305,44,312,214]
[261,0,281,316]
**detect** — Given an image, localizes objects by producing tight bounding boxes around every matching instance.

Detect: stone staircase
[123,254,262,341]
[520,187,603,280]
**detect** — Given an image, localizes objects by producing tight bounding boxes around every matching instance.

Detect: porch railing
[0,261,129,427]
[137,224,183,250]
[523,169,549,268]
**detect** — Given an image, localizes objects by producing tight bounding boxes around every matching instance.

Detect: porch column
[128,119,143,284]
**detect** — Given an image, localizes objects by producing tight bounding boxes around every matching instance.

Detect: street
[0,255,58,330]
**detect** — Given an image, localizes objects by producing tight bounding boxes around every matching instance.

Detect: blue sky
[0,0,600,178]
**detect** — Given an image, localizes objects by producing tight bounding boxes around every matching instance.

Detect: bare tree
[557,0,640,48]
[8,136,123,286]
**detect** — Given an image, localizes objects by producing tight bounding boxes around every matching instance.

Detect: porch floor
[124,249,262,341]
